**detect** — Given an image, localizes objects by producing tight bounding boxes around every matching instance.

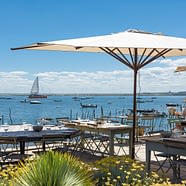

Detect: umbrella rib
[100,47,133,69]
[115,48,132,64]
[11,43,52,50]
[154,49,166,58]
[128,48,134,64]
[138,48,147,64]
[138,49,157,67]
[140,49,172,68]
[134,48,138,68]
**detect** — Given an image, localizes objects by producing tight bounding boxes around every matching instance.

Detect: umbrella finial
[127,29,164,36]
[127,29,152,34]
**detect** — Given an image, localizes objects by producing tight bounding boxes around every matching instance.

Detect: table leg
[172,156,180,181]
[146,143,151,174]
[109,132,114,156]
[129,130,132,157]
[42,141,46,152]
[20,141,25,155]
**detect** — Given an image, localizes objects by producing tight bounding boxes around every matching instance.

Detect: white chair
[140,115,155,134]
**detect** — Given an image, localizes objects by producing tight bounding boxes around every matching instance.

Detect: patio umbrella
[11,29,186,159]
[175,66,186,72]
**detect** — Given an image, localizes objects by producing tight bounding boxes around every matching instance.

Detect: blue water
[0,95,185,130]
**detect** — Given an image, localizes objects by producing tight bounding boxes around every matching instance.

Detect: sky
[1,0,186,94]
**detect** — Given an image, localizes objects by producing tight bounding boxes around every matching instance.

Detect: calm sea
[0,95,185,130]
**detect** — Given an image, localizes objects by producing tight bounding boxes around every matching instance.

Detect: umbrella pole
[132,69,138,159]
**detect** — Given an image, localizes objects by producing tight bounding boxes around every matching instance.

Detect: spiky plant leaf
[13,151,93,186]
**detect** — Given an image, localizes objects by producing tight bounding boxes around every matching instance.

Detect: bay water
[0,95,185,131]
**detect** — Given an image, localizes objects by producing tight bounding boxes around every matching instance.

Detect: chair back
[140,115,155,132]
[0,137,17,145]
[147,130,164,136]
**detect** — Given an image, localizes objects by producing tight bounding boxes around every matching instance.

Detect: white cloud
[0,57,186,93]
[159,58,186,67]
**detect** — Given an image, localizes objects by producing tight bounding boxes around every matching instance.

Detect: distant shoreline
[0,92,186,96]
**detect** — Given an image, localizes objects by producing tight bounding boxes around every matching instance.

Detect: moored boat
[30,100,42,104]
[80,103,97,108]
[128,108,167,117]
[166,103,180,107]
[29,94,47,98]
[28,77,47,99]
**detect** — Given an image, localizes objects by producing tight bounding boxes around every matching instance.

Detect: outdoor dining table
[0,128,79,154]
[63,121,133,157]
[144,135,186,179]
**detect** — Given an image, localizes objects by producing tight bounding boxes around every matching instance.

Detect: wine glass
[22,121,28,131]
[58,124,63,130]
[37,120,41,125]
[46,125,51,130]
[3,123,9,132]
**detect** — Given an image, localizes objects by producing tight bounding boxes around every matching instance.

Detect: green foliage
[92,155,170,186]
[1,153,186,186]
[12,151,94,186]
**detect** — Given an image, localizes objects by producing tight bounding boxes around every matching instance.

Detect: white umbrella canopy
[12,29,186,57]
[11,29,186,159]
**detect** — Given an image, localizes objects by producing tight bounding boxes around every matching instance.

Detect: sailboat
[28,77,47,98]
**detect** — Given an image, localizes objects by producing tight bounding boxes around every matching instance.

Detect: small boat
[137,99,153,103]
[30,100,42,104]
[72,97,81,101]
[54,99,62,102]
[142,110,167,117]
[0,97,12,100]
[128,108,166,117]
[166,103,180,107]
[129,108,155,113]
[80,103,97,108]
[28,77,47,99]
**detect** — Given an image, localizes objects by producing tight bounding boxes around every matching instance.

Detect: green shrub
[92,155,183,186]
[1,153,186,186]
[11,151,94,186]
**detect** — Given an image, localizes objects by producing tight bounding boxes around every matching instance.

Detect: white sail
[28,77,47,98]
[30,76,39,94]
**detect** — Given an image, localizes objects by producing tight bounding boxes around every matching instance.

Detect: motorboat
[80,103,97,108]
[30,100,42,104]
[166,103,180,107]
[128,108,167,117]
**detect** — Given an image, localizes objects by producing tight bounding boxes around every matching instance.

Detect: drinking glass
[46,125,51,130]
[22,121,28,131]
[24,125,30,131]
[58,124,64,130]
[3,123,9,132]
[37,120,41,125]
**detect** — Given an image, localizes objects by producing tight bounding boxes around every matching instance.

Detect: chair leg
[96,139,109,156]
[114,135,128,156]
[154,152,177,174]
[89,135,109,156]
[172,158,186,182]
